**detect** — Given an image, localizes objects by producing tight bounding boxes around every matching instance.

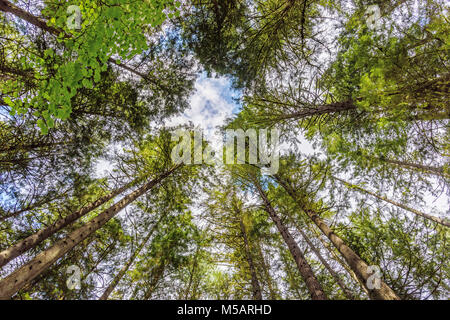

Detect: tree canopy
[0,0,448,300]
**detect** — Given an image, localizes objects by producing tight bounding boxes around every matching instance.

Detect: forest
[0,0,448,301]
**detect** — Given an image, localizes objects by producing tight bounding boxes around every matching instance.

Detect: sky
[165,73,242,144]
[95,73,241,177]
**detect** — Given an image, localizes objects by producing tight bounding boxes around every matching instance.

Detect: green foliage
[2,0,181,132]
[1,0,449,301]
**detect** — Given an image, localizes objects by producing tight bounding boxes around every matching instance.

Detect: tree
[226,164,328,300]
[0,178,139,268]
[1,0,448,301]
[0,0,184,130]
[272,166,400,300]
[99,212,165,300]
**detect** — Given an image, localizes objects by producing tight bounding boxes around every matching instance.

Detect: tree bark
[294,223,355,299]
[0,180,136,268]
[0,0,61,34]
[256,241,278,299]
[0,165,180,299]
[274,174,400,300]
[309,223,370,298]
[99,214,164,300]
[143,264,166,300]
[383,158,447,177]
[239,219,262,300]
[253,180,327,300]
[334,176,449,227]
[277,101,356,121]
[183,246,200,300]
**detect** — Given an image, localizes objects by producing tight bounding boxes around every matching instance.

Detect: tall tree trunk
[276,100,356,122]
[253,180,327,300]
[381,158,446,177]
[333,176,449,227]
[294,223,355,299]
[274,174,400,300]
[0,180,137,268]
[256,241,278,299]
[99,214,164,300]
[0,141,66,154]
[0,0,61,34]
[259,90,447,125]
[13,235,99,300]
[278,243,304,299]
[183,246,200,300]
[239,219,262,300]
[309,224,370,298]
[0,0,152,81]
[143,264,166,300]
[0,165,180,299]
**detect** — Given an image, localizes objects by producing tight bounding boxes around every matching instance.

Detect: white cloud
[166,75,240,145]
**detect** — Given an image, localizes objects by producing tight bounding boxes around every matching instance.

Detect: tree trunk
[239,219,262,300]
[256,241,278,299]
[382,158,446,177]
[277,101,356,121]
[99,214,164,300]
[143,264,166,300]
[0,140,67,154]
[0,165,180,299]
[253,180,327,300]
[0,0,61,34]
[183,247,200,300]
[0,180,137,268]
[294,223,355,299]
[309,224,370,298]
[274,174,400,300]
[334,176,449,227]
